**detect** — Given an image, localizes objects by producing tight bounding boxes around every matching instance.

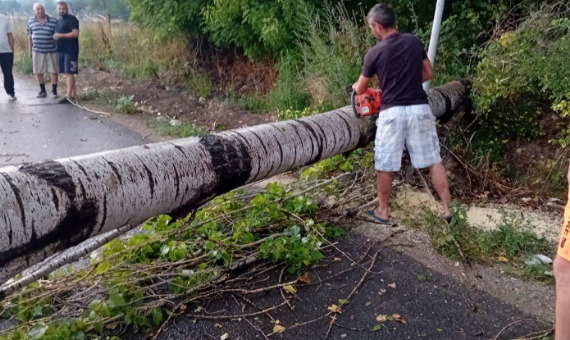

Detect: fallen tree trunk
[0,80,470,285]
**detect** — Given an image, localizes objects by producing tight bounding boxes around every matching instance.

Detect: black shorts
[59,53,78,74]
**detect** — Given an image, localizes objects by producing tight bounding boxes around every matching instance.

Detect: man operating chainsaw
[352,3,452,224]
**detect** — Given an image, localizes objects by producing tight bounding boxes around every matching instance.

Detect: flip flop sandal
[366,210,398,227]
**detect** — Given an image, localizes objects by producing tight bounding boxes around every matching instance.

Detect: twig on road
[244,317,269,340]
[506,327,555,340]
[494,319,523,340]
[69,99,111,116]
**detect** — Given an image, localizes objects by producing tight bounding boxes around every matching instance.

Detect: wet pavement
[0,75,147,166]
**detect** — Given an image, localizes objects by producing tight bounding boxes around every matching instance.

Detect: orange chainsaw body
[352,88,382,118]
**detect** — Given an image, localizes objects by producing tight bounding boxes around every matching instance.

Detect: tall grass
[296,5,373,111]
[78,21,191,83]
[263,4,373,112]
[11,19,32,74]
[11,18,193,84]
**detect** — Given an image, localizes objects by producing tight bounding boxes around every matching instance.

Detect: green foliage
[473,7,570,146]
[479,213,551,258]
[185,72,212,98]
[0,181,340,339]
[127,0,208,36]
[115,95,138,114]
[260,0,541,114]
[13,52,33,75]
[413,203,555,283]
[128,0,327,60]
[203,0,319,60]
[277,107,320,121]
[259,222,326,274]
[270,51,310,111]
[300,149,374,180]
[296,5,372,110]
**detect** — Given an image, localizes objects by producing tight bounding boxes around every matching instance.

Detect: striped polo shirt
[27,15,58,53]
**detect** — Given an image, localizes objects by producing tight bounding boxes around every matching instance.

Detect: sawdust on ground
[391,183,562,242]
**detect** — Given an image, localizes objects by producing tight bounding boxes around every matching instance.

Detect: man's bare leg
[429,162,452,217]
[70,75,76,99]
[66,74,75,99]
[374,171,393,220]
[36,73,44,85]
[555,255,570,340]
[51,73,58,86]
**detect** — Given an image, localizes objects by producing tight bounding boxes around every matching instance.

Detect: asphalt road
[128,234,551,340]
[0,74,147,166]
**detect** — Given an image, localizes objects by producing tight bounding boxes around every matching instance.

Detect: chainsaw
[350,88,382,119]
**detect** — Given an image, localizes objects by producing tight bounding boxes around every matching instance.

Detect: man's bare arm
[352,75,372,95]
[8,33,14,53]
[54,29,79,40]
[422,58,434,82]
[28,36,33,55]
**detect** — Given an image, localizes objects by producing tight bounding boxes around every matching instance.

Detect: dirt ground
[77,68,277,141]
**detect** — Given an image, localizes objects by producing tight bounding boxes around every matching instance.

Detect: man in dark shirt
[352,3,452,224]
[54,1,79,104]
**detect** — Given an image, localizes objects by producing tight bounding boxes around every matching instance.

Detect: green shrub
[185,72,212,98]
[269,51,310,111]
[419,203,555,272]
[203,0,328,60]
[115,95,138,114]
[297,5,372,111]
[127,0,209,37]
[473,7,570,144]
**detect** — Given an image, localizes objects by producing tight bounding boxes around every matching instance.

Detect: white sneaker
[52,93,59,98]
[8,95,17,101]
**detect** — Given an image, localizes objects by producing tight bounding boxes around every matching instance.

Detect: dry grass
[11,18,191,82]
[12,19,28,52]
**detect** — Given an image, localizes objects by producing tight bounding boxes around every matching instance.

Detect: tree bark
[0,80,470,285]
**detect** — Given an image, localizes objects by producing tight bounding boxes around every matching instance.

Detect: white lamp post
[423,0,445,92]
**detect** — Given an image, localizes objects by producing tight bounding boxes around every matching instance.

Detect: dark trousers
[0,53,15,96]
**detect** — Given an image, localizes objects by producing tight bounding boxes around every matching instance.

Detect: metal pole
[423,0,445,92]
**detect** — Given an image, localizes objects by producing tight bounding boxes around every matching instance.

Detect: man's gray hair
[367,3,396,28]
[32,2,44,11]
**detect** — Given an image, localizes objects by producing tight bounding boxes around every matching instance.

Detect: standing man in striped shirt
[27,3,59,98]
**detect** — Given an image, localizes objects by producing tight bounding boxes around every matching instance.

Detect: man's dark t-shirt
[55,15,79,54]
[362,33,428,111]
